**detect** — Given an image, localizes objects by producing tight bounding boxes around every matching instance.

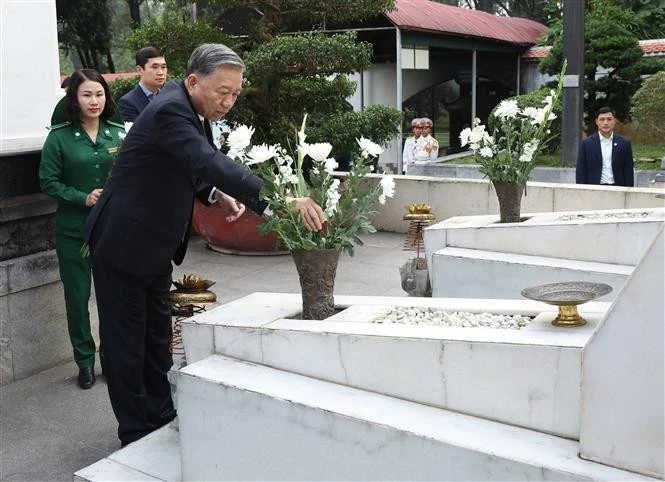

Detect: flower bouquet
[226,115,395,319]
[459,64,565,222]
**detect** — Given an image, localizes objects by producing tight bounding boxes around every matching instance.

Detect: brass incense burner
[403,204,436,262]
[170,274,217,304]
[521,281,612,327]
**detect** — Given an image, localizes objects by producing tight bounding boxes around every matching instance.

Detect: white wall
[1,0,62,155]
[580,226,664,478]
[370,176,665,233]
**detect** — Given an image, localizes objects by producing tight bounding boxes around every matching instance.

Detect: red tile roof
[522,39,665,60]
[385,0,548,46]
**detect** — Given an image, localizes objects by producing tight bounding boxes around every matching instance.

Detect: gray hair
[186,43,245,76]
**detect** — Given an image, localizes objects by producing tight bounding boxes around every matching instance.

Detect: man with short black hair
[85,43,325,447]
[118,46,168,122]
[576,107,634,187]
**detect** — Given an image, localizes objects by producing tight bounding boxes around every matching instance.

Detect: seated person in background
[118,46,167,122]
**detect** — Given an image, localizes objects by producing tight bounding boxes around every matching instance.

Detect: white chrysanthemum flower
[324,179,341,217]
[495,100,519,120]
[307,143,333,163]
[378,176,396,204]
[469,126,486,144]
[479,146,494,158]
[522,107,539,122]
[459,127,472,147]
[124,122,133,133]
[226,125,254,152]
[356,137,383,158]
[245,144,279,165]
[324,157,338,174]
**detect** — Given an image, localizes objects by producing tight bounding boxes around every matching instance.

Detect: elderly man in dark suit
[118,46,167,122]
[84,43,325,447]
[576,107,634,187]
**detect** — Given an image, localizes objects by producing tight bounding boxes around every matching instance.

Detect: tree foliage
[126,14,231,78]
[540,0,665,132]
[125,0,146,26]
[56,0,116,72]
[631,71,665,143]
[620,0,665,39]
[455,0,559,24]
[201,0,401,153]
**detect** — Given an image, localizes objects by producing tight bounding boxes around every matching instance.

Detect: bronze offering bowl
[521,281,612,327]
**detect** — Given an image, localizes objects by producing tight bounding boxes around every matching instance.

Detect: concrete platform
[431,246,631,299]
[76,355,658,481]
[180,292,611,438]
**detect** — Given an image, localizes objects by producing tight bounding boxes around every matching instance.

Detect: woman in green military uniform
[40,69,125,389]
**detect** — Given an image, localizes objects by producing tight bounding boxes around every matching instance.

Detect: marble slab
[424,207,665,268]
[182,293,612,438]
[176,355,656,481]
[431,246,631,299]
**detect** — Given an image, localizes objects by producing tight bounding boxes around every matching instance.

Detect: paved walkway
[1,232,411,481]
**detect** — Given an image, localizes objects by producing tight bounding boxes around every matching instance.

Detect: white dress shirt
[599,132,614,184]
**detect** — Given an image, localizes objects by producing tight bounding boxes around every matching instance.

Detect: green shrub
[488,87,563,154]
[631,71,665,144]
[127,15,231,78]
[109,77,138,104]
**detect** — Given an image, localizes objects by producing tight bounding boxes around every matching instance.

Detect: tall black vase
[291,249,341,320]
[492,181,525,223]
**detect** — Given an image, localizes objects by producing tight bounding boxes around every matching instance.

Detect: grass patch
[448,142,664,170]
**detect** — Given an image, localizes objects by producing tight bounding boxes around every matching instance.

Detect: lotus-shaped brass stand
[521,281,612,327]
[170,274,216,304]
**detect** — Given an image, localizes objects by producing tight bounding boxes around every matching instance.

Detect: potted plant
[226,115,395,319]
[459,64,565,223]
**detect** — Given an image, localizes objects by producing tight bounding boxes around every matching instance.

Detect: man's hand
[214,190,246,222]
[86,188,103,207]
[288,196,326,232]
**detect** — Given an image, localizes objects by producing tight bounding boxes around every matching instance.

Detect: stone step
[431,246,632,299]
[423,207,665,267]
[182,293,612,439]
[174,354,655,481]
[74,424,180,481]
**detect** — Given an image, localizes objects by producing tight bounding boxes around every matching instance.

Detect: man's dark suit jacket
[84,80,267,277]
[118,84,151,123]
[576,132,634,187]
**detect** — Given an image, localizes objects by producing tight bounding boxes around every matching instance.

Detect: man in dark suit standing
[576,107,634,187]
[118,46,167,122]
[84,43,325,447]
